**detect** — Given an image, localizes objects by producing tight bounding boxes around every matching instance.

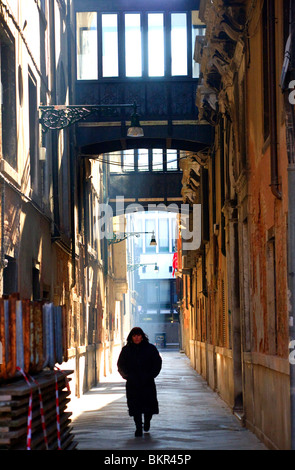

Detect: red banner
[172,252,178,277]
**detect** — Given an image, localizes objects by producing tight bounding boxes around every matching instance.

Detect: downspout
[69,128,76,288]
[268,0,282,200]
[285,0,295,451]
[49,0,56,105]
[288,135,295,451]
[66,2,76,288]
[49,0,60,238]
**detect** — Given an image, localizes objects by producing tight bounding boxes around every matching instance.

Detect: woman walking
[117,327,162,437]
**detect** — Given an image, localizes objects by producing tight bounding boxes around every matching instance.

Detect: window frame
[75,9,196,81]
[28,69,39,194]
[147,12,165,77]
[171,12,188,77]
[101,13,119,78]
[0,27,17,170]
[76,11,99,80]
[109,149,180,174]
[125,12,143,77]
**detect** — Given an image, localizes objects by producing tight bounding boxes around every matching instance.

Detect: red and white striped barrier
[54,372,61,450]
[27,374,49,450]
[16,367,50,450]
[16,367,33,450]
[54,366,71,450]
[16,366,71,450]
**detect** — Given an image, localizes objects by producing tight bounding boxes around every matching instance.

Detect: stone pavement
[68,350,267,450]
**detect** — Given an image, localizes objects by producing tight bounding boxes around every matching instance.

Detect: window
[32,266,41,301]
[125,14,142,77]
[102,14,119,77]
[171,13,187,76]
[167,149,178,170]
[262,2,270,142]
[105,149,180,172]
[29,71,39,193]
[192,11,206,78]
[152,149,163,171]
[171,216,177,251]
[138,149,149,171]
[76,9,201,79]
[0,32,17,169]
[142,280,172,315]
[123,149,134,171]
[3,257,17,296]
[148,13,165,77]
[88,190,94,247]
[160,280,171,307]
[146,282,158,304]
[134,218,143,250]
[192,26,206,78]
[266,236,277,354]
[76,12,98,80]
[109,152,122,173]
[242,219,251,351]
[158,218,169,252]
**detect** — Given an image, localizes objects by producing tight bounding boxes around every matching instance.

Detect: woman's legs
[133,414,143,437]
[143,413,152,432]
[133,413,153,435]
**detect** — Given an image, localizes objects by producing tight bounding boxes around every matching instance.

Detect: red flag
[172,252,178,277]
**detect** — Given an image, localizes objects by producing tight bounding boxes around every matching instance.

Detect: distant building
[125,210,179,349]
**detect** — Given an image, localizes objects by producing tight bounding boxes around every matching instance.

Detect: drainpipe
[288,160,295,450]
[268,0,282,200]
[286,0,295,450]
[287,99,295,450]
[69,127,76,288]
[66,3,76,288]
[49,1,56,103]
[49,0,60,238]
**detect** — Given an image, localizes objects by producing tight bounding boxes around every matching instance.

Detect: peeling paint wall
[179,0,291,449]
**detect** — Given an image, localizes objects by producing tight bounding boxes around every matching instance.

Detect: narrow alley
[1,0,295,452]
[69,351,266,451]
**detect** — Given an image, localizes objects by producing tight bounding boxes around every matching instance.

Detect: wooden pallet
[0,369,77,450]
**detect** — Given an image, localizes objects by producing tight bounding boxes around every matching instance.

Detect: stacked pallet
[0,369,76,450]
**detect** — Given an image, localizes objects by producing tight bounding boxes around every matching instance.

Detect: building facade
[177,0,292,450]
[0,0,127,398]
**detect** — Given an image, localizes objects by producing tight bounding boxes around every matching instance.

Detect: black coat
[117,341,162,417]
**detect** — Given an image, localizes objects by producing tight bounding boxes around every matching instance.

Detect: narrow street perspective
[0,0,295,453]
[69,350,267,450]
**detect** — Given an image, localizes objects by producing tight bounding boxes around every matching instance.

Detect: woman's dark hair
[126,327,149,345]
